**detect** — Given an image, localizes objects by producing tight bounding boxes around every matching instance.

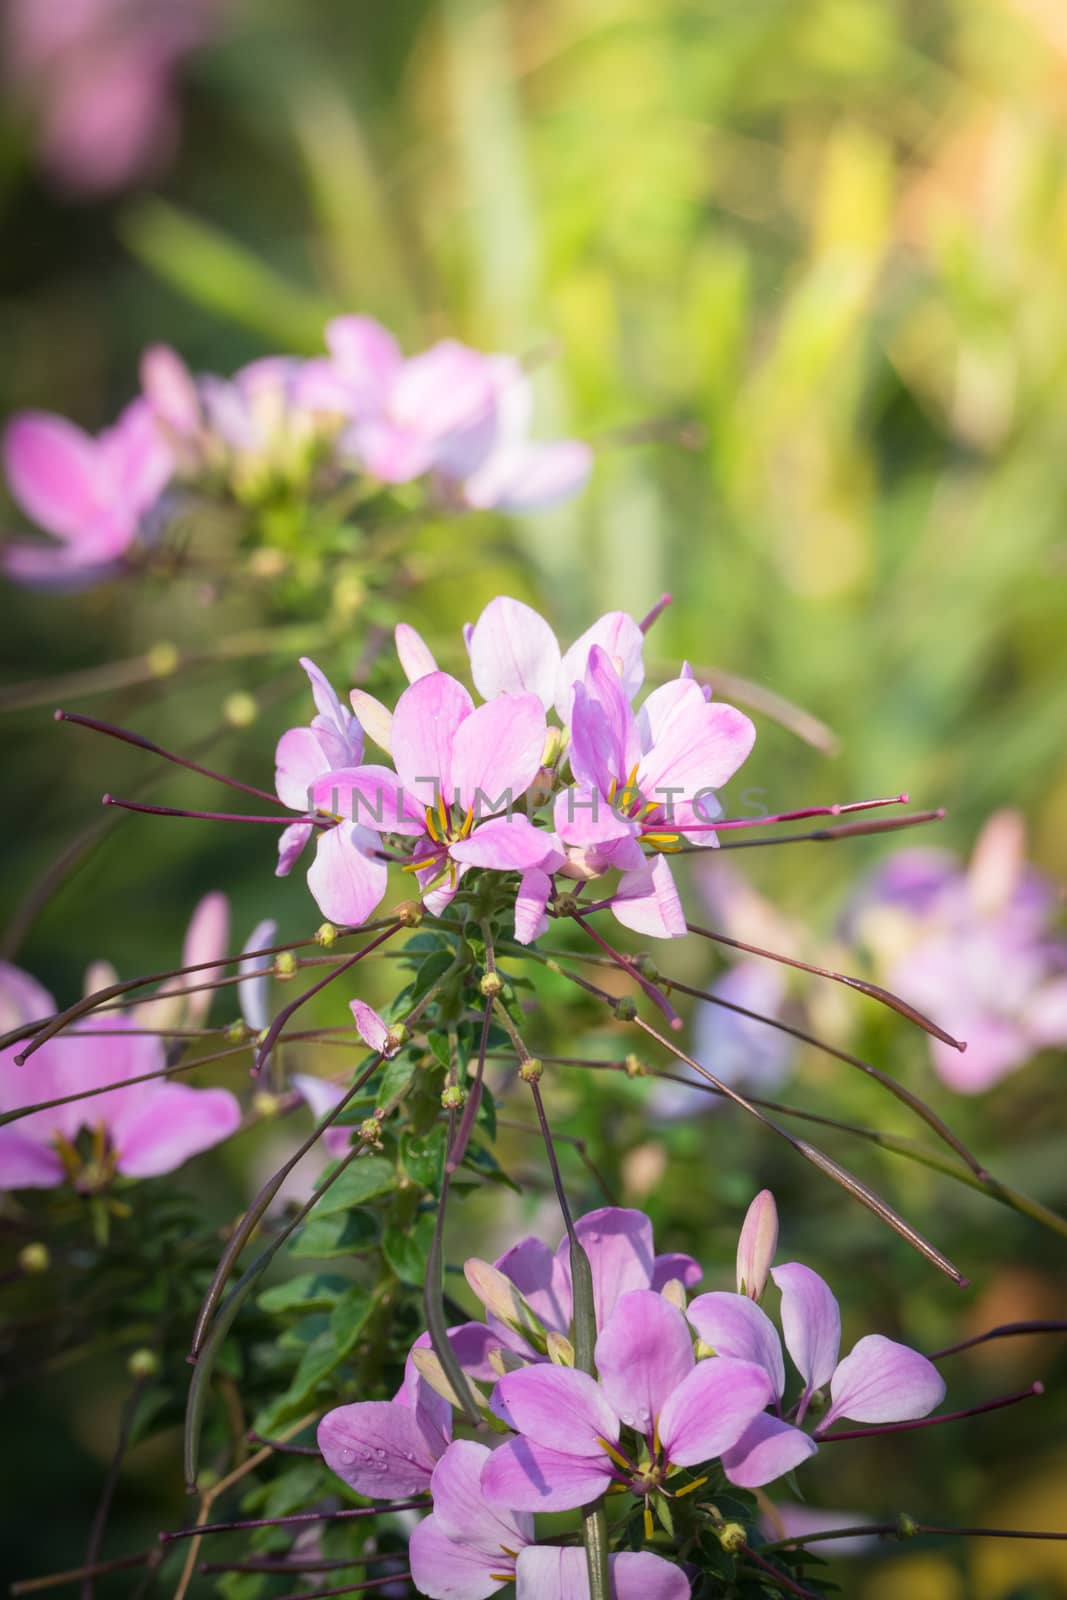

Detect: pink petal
[349,689,393,756]
[238,918,278,1035]
[318,1399,441,1499]
[395,623,438,684]
[658,1357,774,1466]
[140,345,201,435]
[686,1293,785,1400]
[351,999,395,1056]
[351,418,436,482]
[179,891,230,1027]
[611,856,687,939]
[468,597,561,708]
[514,868,553,945]
[0,961,54,1032]
[391,341,495,442]
[722,1412,818,1488]
[390,672,474,803]
[555,1206,656,1329]
[299,657,357,752]
[557,611,645,721]
[553,785,639,849]
[112,1083,241,1178]
[324,316,402,409]
[594,1289,695,1436]
[635,678,705,752]
[651,1253,703,1292]
[821,1335,946,1431]
[489,1365,618,1457]
[464,440,592,513]
[771,1264,841,1397]
[276,821,313,877]
[0,1130,64,1189]
[311,764,426,836]
[409,1516,513,1600]
[275,726,330,813]
[491,1234,573,1336]
[1030,979,1067,1049]
[3,412,101,540]
[428,1440,534,1554]
[480,1437,613,1514]
[569,646,640,794]
[637,700,756,834]
[451,693,547,814]
[292,1072,346,1124]
[516,1548,691,1600]
[450,815,555,873]
[306,825,389,927]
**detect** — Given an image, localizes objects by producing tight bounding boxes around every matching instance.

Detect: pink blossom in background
[0,962,240,1190]
[3,0,229,195]
[853,810,1067,1091]
[2,401,173,584]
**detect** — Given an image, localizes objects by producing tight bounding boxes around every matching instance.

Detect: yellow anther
[596,1435,633,1473]
[674,1474,708,1498]
[643,1503,655,1540]
[437,791,450,837]
[460,804,475,838]
[424,806,441,844]
[402,854,441,874]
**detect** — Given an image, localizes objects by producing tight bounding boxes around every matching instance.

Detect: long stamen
[569,910,683,1031]
[55,710,286,807]
[684,921,966,1051]
[677,793,909,834]
[816,1382,1044,1442]
[159,1501,431,1542]
[638,592,673,633]
[250,922,402,1077]
[102,796,321,827]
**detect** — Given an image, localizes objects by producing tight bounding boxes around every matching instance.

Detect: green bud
[896,1513,919,1540]
[252,1091,282,1119]
[719,1522,746,1553]
[519,1057,543,1083]
[127,1347,161,1380]
[315,921,338,947]
[635,953,660,981]
[17,1242,50,1276]
[441,1084,466,1110]
[147,641,179,678]
[359,1116,384,1147]
[394,900,423,928]
[274,951,298,981]
[386,1023,410,1051]
[479,971,504,998]
[225,1019,250,1043]
[624,1052,646,1077]
[615,997,638,1022]
[555,893,578,917]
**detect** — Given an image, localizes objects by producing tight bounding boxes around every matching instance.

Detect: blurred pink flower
[2,400,173,584]
[4,0,228,195]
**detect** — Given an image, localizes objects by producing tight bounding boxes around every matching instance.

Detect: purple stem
[56,709,286,807]
[159,1501,430,1542]
[103,795,324,827]
[569,910,683,1030]
[817,1382,1044,1441]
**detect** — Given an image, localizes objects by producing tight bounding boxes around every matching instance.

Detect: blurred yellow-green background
[2,1,1067,1595]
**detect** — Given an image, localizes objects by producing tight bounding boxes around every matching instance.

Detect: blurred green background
[2,1,1066,1595]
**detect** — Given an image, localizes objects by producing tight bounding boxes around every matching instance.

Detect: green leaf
[290,1209,378,1259]
[285,1331,340,1404]
[425,1031,452,1070]
[312,1156,396,1216]
[376,1054,417,1109]
[382,1213,436,1283]
[257,1273,350,1314]
[411,949,457,1000]
[401,1125,447,1190]
[330,1285,375,1353]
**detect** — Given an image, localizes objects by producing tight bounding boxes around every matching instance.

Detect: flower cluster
[0,894,240,1191]
[2,325,590,584]
[316,1194,945,1597]
[851,809,1067,1091]
[278,595,756,942]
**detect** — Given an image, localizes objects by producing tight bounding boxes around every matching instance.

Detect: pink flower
[4,0,227,195]
[274,657,389,928]
[546,646,755,939]
[304,317,499,485]
[0,962,240,1190]
[312,670,554,917]
[453,358,592,514]
[136,891,231,1031]
[410,1441,689,1600]
[319,1342,455,1500]
[466,595,645,718]
[854,810,1067,1091]
[686,1261,945,1488]
[2,401,173,585]
[462,1206,702,1373]
[736,1188,778,1302]
[481,1288,773,1513]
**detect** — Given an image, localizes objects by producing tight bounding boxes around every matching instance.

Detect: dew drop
[340,1449,355,1465]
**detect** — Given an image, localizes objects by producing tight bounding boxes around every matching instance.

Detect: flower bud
[464,1258,547,1348]
[555,893,579,917]
[358,1116,384,1148]
[17,1242,50,1276]
[410,1347,486,1411]
[659,1278,687,1312]
[896,1513,919,1540]
[274,951,298,981]
[718,1523,746,1553]
[386,1023,409,1052]
[488,1346,527,1378]
[441,1084,466,1110]
[147,641,179,678]
[252,1091,282,1119]
[394,900,423,928]
[479,971,504,998]
[315,922,338,947]
[614,997,638,1022]
[519,1057,543,1083]
[225,1019,250,1043]
[635,953,659,981]
[127,1347,160,1380]
[736,1189,778,1301]
[624,1053,646,1078]
[546,1332,575,1366]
